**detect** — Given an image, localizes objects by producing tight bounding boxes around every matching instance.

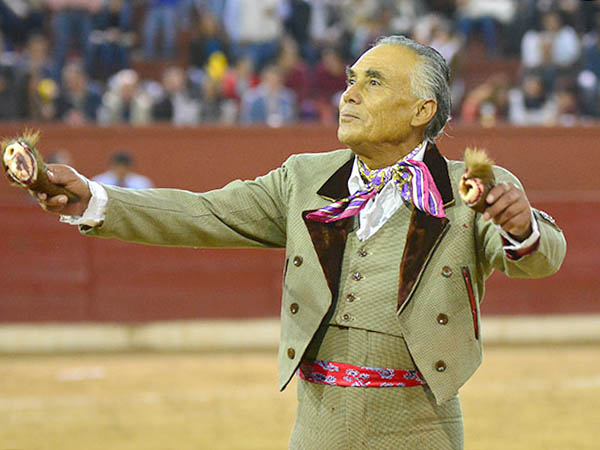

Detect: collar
[317,142,455,208]
[348,141,428,195]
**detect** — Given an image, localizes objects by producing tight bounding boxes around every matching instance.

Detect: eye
[369,79,380,86]
[346,78,355,86]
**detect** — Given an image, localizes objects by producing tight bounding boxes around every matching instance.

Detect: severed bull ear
[1,129,80,203]
[458,147,496,213]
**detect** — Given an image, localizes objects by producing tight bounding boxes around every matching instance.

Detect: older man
[36,36,566,449]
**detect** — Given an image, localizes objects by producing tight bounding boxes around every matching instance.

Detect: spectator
[188,11,230,70]
[276,36,312,119]
[508,72,557,126]
[152,66,200,125]
[311,46,346,124]
[143,0,182,60]
[282,0,314,60]
[461,74,510,126]
[0,0,44,50]
[221,56,259,103]
[521,11,580,89]
[98,69,152,125]
[88,0,134,80]
[45,0,103,79]
[55,61,103,125]
[455,0,516,56]
[14,34,59,121]
[200,77,229,123]
[240,64,297,126]
[223,0,284,71]
[93,151,154,189]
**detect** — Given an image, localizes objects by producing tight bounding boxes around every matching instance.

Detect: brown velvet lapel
[302,157,354,298]
[302,144,454,307]
[396,142,453,313]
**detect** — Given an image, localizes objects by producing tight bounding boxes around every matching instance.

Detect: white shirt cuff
[497,209,540,251]
[59,180,108,227]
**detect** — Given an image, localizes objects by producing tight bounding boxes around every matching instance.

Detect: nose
[341,83,361,105]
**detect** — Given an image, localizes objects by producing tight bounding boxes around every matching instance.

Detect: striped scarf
[307,145,445,223]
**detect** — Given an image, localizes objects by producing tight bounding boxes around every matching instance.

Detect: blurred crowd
[0,0,599,127]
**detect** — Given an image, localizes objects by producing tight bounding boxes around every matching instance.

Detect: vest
[303,203,416,368]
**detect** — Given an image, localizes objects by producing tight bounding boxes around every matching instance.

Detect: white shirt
[348,142,539,250]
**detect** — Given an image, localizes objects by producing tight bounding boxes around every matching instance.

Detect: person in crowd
[45,0,103,79]
[0,0,44,51]
[455,0,516,56]
[239,63,297,126]
[55,61,103,124]
[276,36,312,120]
[508,72,558,126]
[188,10,230,70]
[311,46,347,124]
[14,34,59,121]
[221,56,259,104]
[152,66,200,125]
[142,0,182,60]
[577,11,600,117]
[461,74,510,126]
[282,0,313,60]
[32,35,565,450]
[92,151,154,189]
[88,0,134,80]
[98,69,152,125]
[223,0,284,71]
[521,10,580,90]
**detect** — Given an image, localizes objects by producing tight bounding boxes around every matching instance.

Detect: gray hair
[374,35,451,141]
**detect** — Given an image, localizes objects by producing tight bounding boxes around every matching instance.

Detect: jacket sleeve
[81,157,292,249]
[475,166,567,279]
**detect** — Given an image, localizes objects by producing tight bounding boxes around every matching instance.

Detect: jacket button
[342,313,353,322]
[290,303,299,314]
[352,272,363,281]
[345,293,356,303]
[435,360,447,372]
[358,248,368,257]
[441,266,453,278]
[287,348,296,359]
[437,314,449,325]
[293,256,303,267]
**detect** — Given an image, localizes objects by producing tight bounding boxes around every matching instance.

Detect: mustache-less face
[2,141,37,186]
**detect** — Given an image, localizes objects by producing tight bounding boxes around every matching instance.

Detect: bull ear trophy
[1,129,80,203]
[458,147,495,213]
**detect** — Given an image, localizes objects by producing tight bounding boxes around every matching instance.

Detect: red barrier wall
[0,124,598,322]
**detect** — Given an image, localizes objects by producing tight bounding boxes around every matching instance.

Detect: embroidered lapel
[397,142,454,313]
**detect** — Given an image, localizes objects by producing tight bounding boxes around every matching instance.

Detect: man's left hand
[482,182,532,241]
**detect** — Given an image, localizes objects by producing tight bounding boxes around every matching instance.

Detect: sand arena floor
[1,345,599,450]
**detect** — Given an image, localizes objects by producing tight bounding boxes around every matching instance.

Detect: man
[92,152,153,189]
[34,36,566,449]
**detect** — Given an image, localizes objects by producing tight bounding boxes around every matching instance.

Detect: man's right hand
[34,164,92,217]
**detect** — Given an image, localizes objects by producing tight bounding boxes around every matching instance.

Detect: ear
[410,99,437,128]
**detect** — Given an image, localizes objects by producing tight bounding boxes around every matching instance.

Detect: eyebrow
[345,66,387,82]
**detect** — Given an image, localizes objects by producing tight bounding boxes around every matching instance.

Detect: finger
[46,194,68,208]
[493,202,526,227]
[483,187,521,221]
[46,164,79,185]
[37,192,48,201]
[485,182,509,205]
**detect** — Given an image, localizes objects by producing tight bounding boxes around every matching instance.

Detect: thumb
[46,164,81,185]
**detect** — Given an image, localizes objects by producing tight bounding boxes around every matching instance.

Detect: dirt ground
[1,345,599,450]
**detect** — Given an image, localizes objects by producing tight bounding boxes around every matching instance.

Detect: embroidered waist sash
[297,359,426,387]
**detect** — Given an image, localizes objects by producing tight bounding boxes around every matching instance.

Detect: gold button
[342,313,353,322]
[345,293,356,303]
[358,249,368,257]
[287,348,296,359]
[441,266,453,278]
[352,272,362,281]
[435,360,447,372]
[437,314,449,325]
[290,303,299,314]
[293,256,303,267]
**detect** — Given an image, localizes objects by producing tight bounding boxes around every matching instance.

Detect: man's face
[337,44,422,149]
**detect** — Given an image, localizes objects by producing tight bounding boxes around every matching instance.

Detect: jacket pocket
[461,266,479,340]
